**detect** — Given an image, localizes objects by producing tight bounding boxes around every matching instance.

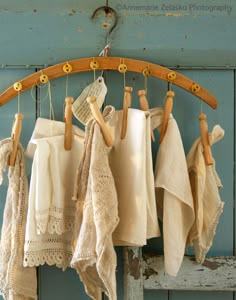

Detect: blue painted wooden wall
[0,1,235,299]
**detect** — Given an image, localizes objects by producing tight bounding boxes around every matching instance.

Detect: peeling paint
[203,259,221,270]
[143,267,158,279]
[68,9,76,16]
[128,249,141,280]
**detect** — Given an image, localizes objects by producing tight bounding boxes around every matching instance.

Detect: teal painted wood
[0,0,235,66]
[169,291,233,300]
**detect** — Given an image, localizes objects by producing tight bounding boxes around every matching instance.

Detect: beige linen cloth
[154,114,195,277]
[187,125,224,263]
[107,108,160,246]
[0,139,37,300]
[24,118,84,270]
[71,106,119,300]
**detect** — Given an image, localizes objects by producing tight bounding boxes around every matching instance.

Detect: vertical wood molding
[123,247,144,300]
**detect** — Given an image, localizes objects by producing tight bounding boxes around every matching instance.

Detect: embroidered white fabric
[71,106,119,300]
[0,139,37,300]
[24,119,84,270]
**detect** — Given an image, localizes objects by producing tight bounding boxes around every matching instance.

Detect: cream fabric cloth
[187,125,224,263]
[154,114,195,277]
[71,106,119,300]
[24,118,84,270]
[0,139,37,300]
[107,108,160,246]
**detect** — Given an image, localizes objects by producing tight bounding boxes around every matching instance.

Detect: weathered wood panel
[124,247,144,300]
[143,255,236,291]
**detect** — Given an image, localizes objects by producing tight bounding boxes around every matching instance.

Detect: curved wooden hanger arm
[0,57,217,109]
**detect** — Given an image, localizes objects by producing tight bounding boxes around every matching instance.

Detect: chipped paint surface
[124,247,143,300]
[143,255,236,291]
[128,248,141,279]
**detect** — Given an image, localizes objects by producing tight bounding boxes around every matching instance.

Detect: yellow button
[63,63,72,73]
[167,71,176,81]
[39,74,49,84]
[143,67,151,77]
[13,82,22,92]
[90,60,99,70]
[118,63,127,73]
[191,83,201,93]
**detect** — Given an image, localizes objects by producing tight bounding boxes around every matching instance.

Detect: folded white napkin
[108,108,161,246]
[154,114,194,276]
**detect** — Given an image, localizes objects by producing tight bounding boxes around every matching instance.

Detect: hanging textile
[0,139,37,300]
[108,108,161,246]
[24,118,84,270]
[154,113,195,277]
[71,106,119,300]
[187,125,224,263]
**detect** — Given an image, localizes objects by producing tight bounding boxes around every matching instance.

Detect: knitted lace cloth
[24,119,84,270]
[187,125,224,263]
[0,138,37,300]
[71,106,119,300]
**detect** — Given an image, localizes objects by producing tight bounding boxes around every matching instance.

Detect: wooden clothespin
[198,113,214,165]
[87,96,114,147]
[138,89,155,142]
[64,96,74,151]
[8,113,24,166]
[120,87,133,140]
[159,90,175,143]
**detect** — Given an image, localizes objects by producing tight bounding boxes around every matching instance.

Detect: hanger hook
[91,3,118,45]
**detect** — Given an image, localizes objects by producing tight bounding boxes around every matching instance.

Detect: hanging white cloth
[107,108,161,246]
[187,125,224,263]
[24,118,84,270]
[0,139,37,300]
[154,114,195,277]
[71,106,119,300]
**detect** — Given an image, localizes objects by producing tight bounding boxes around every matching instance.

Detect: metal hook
[91,4,118,44]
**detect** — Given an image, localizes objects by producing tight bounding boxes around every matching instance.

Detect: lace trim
[24,238,73,270]
[24,249,72,271]
[35,205,75,235]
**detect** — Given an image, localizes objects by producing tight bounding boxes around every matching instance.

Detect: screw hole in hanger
[91,1,119,44]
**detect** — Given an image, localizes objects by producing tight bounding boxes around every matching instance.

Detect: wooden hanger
[64,96,74,151]
[198,113,214,165]
[159,90,175,143]
[8,113,24,166]
[87,96,114,147]
[120,87,132,140]
[138,89,155,142]
[0,57,217,109]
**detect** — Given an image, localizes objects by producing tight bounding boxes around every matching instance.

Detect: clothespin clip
[138,89,155,142]
[64,96,74,151]
[198,113,214,165]
[87,96,114,147]
[159,90,175,143]
[120,87,133,140]
[8,113,24,166]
